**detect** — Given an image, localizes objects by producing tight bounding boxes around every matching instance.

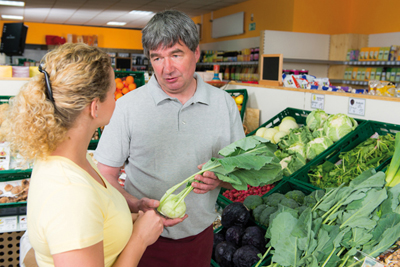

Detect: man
[95,10,245,267]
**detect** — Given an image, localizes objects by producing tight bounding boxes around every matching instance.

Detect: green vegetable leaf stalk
[386,132,400,187]
[157,136,283,218]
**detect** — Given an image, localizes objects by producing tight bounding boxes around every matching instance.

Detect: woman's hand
[191,163,221,194]
[132,210,164,247]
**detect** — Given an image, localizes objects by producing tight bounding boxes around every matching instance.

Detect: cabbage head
[306,109,328,131]
[305,137,333,160]
[323,114,358,142]
[279,154,306,177]
[312,127,325,138]
[287,142,306,158]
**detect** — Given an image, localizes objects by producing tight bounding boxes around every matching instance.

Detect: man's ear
[194,45,200,62]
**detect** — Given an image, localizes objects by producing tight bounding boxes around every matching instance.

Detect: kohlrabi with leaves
[157,136,283,218]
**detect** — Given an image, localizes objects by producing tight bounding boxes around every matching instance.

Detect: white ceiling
[0,0,249,29]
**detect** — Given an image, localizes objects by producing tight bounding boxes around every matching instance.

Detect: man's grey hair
[142,10,199,58]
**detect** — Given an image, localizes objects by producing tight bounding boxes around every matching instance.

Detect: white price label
[0,216,18,231]
[311,94,324,109]
[361,257,384,267]
[348,98,366,116]
[19,216,27,230]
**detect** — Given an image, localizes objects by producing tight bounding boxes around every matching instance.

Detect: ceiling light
[107,21,126,26]
[0,1,25,7]
[129,10,154,16]
[1,15,23,20]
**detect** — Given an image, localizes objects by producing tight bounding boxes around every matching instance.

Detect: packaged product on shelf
[0,142,11,170]
[0,178,29,203]
[9,152,33,170]
[368,80,396,96]
[389,45,400,61]
[365,67,372,80]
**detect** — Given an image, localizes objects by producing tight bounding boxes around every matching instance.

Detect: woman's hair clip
[38,64,55,103]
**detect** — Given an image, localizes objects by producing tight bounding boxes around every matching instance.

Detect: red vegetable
[222,184,275,202]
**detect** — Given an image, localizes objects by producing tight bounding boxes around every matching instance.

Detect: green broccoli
[259,206,278,227]
[303,190,325,208]
[243,195,263,210]
[297,205,308,215]
[263,193,285,207]
[252,204,267,222]
[279,197,299,209]
[284,190,306,205]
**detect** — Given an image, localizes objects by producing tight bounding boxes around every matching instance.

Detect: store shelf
[197,61,258,66]
[283,58,345,65]
[0,215,27,233]
[345,60,400,66]
[331,79,369,86]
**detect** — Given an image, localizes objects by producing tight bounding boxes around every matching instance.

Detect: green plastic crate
[291,120,400,188]
[88,127,102,150]
[225,89,248,122]
[261,179,316,200]
[246,107,365,180]
[0,96,12,104]
[114,70,145,88]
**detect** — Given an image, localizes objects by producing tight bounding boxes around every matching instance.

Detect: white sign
[311,94,324,109]
[19,215,27,230]
[348,98,366,116]
[0,216,17,231]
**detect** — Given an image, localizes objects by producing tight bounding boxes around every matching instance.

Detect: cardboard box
[375,67,383,80]
[351,67,358,80]
[360,68,366,80]
[368,47,379,61]
[395,69,400,82]
[378,47,385,60]
[365,67,372,81]
[390,68,397,82]
[383,47,391,61]
[389,45,400,61]
[370,68,376,80]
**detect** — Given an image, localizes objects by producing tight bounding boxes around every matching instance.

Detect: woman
[3,43,163,267]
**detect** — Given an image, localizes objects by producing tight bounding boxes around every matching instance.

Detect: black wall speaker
[0,23,28,56]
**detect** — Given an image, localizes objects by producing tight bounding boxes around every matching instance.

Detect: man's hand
[191,163,221,194]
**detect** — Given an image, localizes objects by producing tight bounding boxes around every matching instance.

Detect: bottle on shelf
[235,65,241,81]
[224,65,230,80]
[230,65,236,81]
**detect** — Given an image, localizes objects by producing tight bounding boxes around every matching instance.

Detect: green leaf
[270,212,301,266]
[363,221,400,257]
[218,135,277,157]
[380,182,400,216]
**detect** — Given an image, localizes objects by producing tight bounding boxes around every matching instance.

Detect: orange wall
[0,21,143,50]
[194,0,400,45]
[192,0,295,44]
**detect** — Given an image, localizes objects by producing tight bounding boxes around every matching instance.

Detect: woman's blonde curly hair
[3,43,112,161]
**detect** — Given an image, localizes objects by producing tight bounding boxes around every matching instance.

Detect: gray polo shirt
[94,73,245,239]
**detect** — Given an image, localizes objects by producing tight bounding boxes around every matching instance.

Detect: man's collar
[148,73,210,106]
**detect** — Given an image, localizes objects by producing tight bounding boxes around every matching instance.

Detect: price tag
[371,61,376,65]
[391,61,395,65]
[361,256,384,267]
[19,215,27,230]
[348,98,366,116]
[362,61,366,65]
[311,94,324,109]
[366,61,371,65]
[0,216,17,231]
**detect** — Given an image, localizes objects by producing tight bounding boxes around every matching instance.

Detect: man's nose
[163,58,174,73]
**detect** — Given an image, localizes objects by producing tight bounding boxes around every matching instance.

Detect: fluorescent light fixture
[0,1,25,7]
[1,15,23,20]
[129,10,154,16]
[107,21,126,26]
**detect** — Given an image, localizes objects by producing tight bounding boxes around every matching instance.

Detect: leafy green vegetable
[323,114,358,142]
[157,136,283,218]
[385,132,400,187]
[305,137,334,161]
[309,135,395,189]
[306,109,329,131]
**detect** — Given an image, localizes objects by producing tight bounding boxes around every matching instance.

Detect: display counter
[225,82,400,125]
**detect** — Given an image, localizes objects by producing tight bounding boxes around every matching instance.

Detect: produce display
[255,109,358,178]
[309,133,396,189]
[157,136,283,218]
[213,202,268,267]
[221,184,275,203]
[386,133,400,188]
[232,93,244,112]
[114,75,137,100]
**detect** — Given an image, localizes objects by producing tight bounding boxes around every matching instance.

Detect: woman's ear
[90,99,99,119]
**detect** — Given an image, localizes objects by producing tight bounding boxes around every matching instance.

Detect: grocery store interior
[1,0,400,266]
